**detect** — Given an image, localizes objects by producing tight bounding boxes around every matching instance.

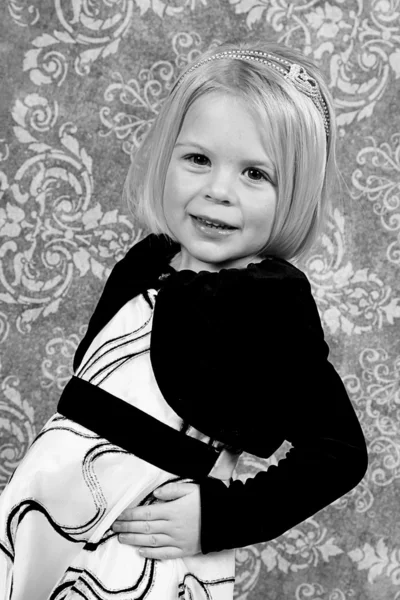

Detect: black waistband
[57,376,220,479]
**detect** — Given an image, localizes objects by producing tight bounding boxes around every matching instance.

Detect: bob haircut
[123,38,339,265]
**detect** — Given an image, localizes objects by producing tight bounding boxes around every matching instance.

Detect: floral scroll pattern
[1,92,136,332]
[0,369,36,489]
[1,0,400,598]
[351,132,400,265]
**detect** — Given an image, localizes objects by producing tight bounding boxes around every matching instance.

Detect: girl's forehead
[181,93,260,133]
[187,91,249,115]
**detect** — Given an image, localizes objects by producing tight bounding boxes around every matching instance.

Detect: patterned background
[1,0,400,598]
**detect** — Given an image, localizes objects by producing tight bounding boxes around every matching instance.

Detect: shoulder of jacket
[245,260,325,347]
[248,256,311,290]
[237,260,317,324]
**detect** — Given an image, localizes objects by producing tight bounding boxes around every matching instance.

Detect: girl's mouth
[191,215,238,237]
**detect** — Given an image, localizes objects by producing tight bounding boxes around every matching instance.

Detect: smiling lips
[192,215,239,229]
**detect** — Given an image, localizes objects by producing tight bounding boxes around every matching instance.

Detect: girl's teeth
[197,217,232,230]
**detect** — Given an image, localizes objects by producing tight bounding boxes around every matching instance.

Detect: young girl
[0,39,368,599]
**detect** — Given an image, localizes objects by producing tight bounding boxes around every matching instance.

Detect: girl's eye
[186,154,209,167]
[184,154,271,184]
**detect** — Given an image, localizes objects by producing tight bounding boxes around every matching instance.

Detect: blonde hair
[123,38,339,265]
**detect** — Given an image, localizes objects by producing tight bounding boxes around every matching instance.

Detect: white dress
[0,288,240,600]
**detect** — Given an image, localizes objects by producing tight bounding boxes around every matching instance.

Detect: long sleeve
[198,276,368,554]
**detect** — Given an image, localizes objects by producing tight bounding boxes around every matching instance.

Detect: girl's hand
[111,481,201,560]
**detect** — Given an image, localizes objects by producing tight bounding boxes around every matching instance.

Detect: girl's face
[163,92,277,273]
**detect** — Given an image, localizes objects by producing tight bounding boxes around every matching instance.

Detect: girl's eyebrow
[175,141,275,173]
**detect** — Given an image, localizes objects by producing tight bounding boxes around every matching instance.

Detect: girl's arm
[198,278,368,554]
[199,378,367,553]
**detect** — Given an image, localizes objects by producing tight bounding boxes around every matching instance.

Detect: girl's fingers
[117,506,155,521]
[112,519,168,535]
[117,504,169,522]
[117,533,173,548]
[154,482,196,501]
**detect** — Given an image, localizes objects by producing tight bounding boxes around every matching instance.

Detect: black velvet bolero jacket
[71,233,368,554]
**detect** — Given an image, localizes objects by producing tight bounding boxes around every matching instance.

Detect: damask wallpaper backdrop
[0,0,399,598]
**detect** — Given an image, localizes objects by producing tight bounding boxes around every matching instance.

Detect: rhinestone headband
[174,49,330,140]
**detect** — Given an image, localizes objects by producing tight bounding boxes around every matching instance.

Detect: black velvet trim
[57,376,219,479]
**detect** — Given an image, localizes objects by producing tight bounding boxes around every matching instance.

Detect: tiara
[173,49,330,140]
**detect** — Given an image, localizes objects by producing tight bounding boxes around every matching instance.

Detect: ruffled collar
[144,233,296,283]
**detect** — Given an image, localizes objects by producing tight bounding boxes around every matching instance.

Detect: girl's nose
[205,172,236,205]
